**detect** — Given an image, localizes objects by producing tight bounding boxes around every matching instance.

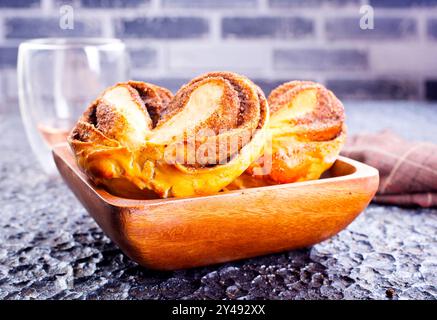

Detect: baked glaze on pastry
[227,81,346,189]
[68,72,269,198]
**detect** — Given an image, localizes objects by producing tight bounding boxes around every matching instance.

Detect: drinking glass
[18,38,129,174]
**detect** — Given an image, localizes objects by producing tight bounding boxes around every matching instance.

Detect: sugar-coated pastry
[227,81,346,189]
[68,73,269,198]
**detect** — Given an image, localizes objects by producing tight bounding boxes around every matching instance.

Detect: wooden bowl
[53,144,379,270]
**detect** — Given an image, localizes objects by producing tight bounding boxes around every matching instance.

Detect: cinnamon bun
[68,72,269,198]
[229,81,346,189]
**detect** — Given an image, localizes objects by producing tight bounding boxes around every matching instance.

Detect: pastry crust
[68,73,269,198]
[227,81,346,189]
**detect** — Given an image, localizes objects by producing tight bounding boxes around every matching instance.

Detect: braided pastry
[228,81,346,189]
[68,72,269,198]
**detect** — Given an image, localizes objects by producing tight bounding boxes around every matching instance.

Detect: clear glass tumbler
[18,38,129,174]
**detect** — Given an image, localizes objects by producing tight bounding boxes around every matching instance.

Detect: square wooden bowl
[53,145,379,270]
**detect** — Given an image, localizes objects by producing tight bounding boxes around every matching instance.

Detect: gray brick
[5,18,102,39]
[168,44,270,72]
[162,0,257,9]
[253,79,295,95]
[129,48,157,69]
[222,17,314,39]
[425,80,437,101]
[326,17,417,41]
[0,47,18,68]
[369,0,437,7]
[270,0,360,8]
[116,17,209,39]
[427,19,437,39]
[81,0,149,7]
[0,0,40,8]
[274,49,368,71]
[53,0,150,8]
[326,79,419,100]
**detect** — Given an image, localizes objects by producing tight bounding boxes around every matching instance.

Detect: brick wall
[1,0,437,111]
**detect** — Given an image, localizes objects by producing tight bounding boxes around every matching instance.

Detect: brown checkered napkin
[341,130,437,208]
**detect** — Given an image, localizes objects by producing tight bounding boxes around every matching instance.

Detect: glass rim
[19,38,125,50]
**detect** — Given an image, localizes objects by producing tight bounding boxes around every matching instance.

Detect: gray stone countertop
[0,102,436,300]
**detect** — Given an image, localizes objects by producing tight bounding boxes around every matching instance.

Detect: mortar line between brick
[0,17,5,41]
[210,14,221,44]
[101,15,114,38]
[258,0,268,12]
[41,0,52,13]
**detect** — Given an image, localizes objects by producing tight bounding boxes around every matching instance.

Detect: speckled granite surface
[0,102,436,300]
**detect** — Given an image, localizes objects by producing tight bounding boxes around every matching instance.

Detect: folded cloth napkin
[341,130,437,208]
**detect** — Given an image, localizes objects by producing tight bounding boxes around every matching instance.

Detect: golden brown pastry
[228,80,346,189]
[68,73,269,198]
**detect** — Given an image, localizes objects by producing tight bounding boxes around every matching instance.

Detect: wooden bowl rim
[52,143,379,208]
